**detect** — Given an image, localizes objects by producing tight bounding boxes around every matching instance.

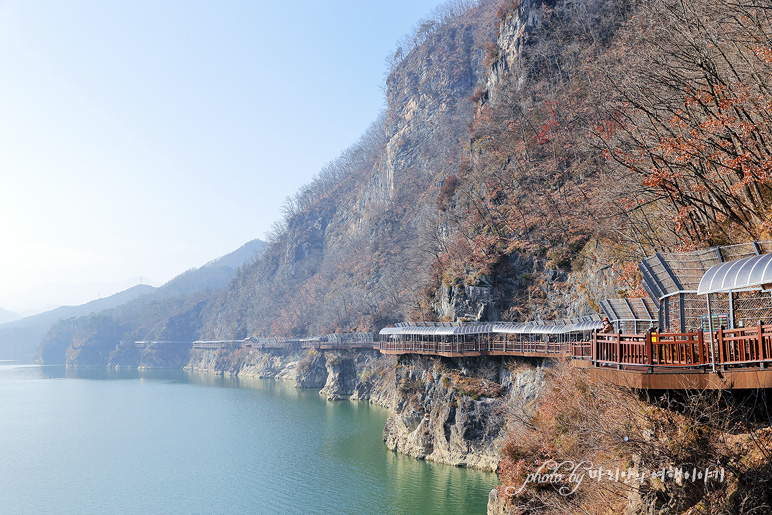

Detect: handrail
[378,325,772,370]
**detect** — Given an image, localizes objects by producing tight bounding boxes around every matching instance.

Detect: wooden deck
[589,366,772,389]
[378,324,772,390]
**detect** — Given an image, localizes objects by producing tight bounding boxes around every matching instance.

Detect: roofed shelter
[600,297,658,333]
[697,253,772,371]
[639,241,772,332]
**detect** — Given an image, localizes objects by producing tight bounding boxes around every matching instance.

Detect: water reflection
[0,361,497,514]
[40,366,188,382]
[0,361,45,381]
[0,362,309,395]
[383,448,496,515]
[182,371,311,400]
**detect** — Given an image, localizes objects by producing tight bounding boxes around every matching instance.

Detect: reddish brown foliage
[595,0,772,248]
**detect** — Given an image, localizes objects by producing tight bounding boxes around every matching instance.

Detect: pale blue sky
[0,0,445,312]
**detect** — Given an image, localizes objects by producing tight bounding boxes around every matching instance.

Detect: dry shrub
[497,360,772,514]
[454,374,506,400]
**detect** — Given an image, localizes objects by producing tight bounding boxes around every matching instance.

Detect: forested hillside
[202,0,502,338]
[199,0,639,335]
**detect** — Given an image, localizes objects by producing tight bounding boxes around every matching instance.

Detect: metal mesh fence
[617,320,641,333]
[601,297,658,333]
[641,241,772,296]
[731,290,772,327]
[664,296,679,332]
[636,241,772,331]
[660,292,732,332]
[321,333,375,344]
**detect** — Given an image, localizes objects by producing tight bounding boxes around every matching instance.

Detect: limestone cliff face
[362,5,497,209]
[383,355,546,472]
[185,347,389,402]
[439,277,499,322]
[319,352,367,401]
[187,348,311,382]
[295,348,388,401]
[485,0,553,96]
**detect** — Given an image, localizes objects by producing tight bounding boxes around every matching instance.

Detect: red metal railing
[379,323,772,370]
[571,341,592,360]
[590,324,772,369]
[717,322,772,365]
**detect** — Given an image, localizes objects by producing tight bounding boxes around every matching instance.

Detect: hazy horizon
[0,276,153,316]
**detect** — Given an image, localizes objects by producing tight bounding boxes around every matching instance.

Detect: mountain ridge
[0,239,266,360]
[0,307,21,325]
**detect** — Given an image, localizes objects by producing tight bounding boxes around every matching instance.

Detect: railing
[591,323,772,369]
[716,322,772,365]
[379,338,573,356]
[594,333,647,366]
[378,324,772,370]
[571,340,592,360]
[594,331,706,368]
[135,341,193,349]
[489,339,568,354]
[651,332,705,367]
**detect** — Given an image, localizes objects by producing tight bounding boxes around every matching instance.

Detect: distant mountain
[0,307,21,325]
[34,239,267,365]
[0,278,148,316]
[0,239,267,361]
[159,240,267,298]
[0,285,155,360]
[204,239,266,271]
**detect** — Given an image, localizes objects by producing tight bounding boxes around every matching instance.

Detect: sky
[0,0,446,314]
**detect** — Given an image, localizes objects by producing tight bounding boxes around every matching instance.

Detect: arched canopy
[561,320,604,333]
[697,253,772,295]
[379,320,604,336]
[490,322,555,334]
[379,324,494,336]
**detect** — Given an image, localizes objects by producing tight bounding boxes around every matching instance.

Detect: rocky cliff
[383,355,545,471]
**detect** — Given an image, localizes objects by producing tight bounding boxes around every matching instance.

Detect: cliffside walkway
[135,333,377,352]
[378,324,772,390]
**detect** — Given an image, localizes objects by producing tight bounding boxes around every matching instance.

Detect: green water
[0,363,496,514]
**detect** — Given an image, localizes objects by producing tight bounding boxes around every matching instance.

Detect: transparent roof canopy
[379,320,603,336]
[697,253,772,295]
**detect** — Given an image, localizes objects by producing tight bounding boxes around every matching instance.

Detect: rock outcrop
[487,488,509,515]
[383,355,546,472]
[439,277,499,322]
[185,348,387,391]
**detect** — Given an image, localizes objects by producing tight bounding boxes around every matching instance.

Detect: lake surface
[0,362,496,514]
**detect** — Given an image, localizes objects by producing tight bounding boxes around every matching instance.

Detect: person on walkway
[600,317,614,334]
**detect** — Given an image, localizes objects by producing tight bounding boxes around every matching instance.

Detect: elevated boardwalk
[378,324,772,389]
[136,333,377,352]
[135,341,193,349]
[379,340,577,359]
